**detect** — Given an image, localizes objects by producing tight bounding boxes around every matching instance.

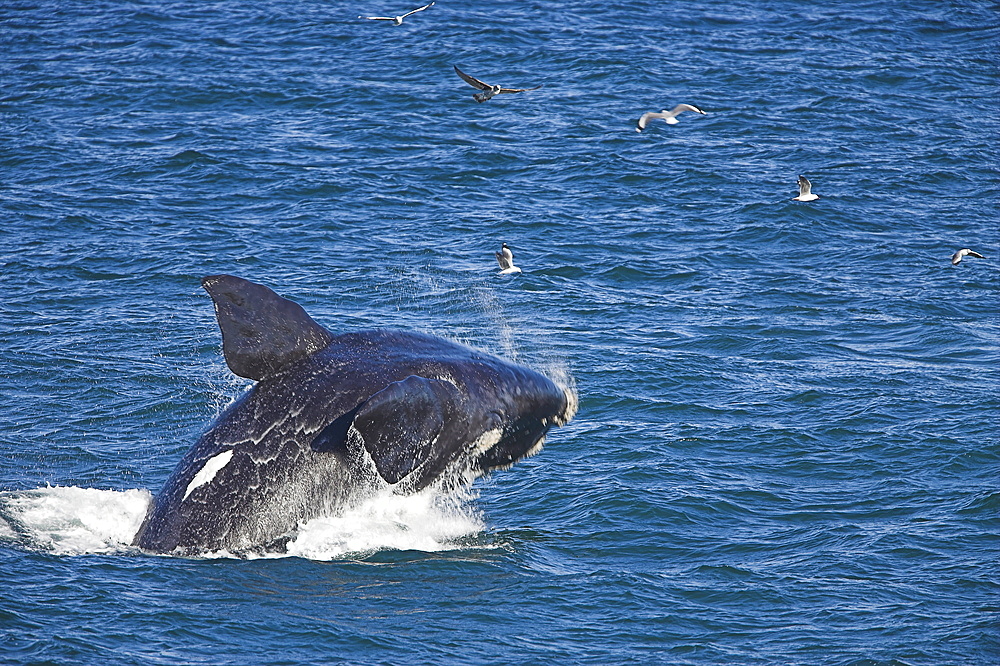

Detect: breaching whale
[133,275,576,554]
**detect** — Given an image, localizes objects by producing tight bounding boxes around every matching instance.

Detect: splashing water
[0,485,484,560]
[0,486,151,555]
[283,487,485,561]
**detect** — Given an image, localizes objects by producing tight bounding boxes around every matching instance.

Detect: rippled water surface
[2,1,998,664]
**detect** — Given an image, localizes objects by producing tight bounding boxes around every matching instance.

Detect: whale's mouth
[472,384,576,476]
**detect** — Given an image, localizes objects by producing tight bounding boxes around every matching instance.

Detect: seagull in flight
[454,65,542,103]
[792,175,819,201]
[951,248,985,265]
[495,243,521,274]
[635,104,706,131]
[359,1,434,25]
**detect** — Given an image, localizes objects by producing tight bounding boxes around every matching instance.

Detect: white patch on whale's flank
[184,450,235,500]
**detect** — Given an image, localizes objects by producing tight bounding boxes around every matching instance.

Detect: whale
[133,275,576,555]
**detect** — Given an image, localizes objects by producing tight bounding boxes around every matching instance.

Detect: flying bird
[635,104,706,131]
[454,65,542,103]
[792,175,819,201]
[359,1,434,25]
[951,248,985,265]
[495,243,521,274]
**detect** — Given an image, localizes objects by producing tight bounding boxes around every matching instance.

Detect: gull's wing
[360,15,394,20]
[670,103,705,116]
[401,1,435,17]
[955,249,986,263]
[454,65,492,91]
[798,176,812,195]
[498,85,543,94]
[496,252,512,270]
[636,112,658,131]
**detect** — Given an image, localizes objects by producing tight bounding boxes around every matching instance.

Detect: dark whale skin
[133,276,575,555]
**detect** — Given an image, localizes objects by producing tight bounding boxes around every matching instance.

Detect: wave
[0,485,484,560]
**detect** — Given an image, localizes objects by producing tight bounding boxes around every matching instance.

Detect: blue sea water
[2,0,999,664]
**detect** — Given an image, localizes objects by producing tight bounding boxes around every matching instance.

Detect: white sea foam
[282,487,485,561]
[0,484,484,560]
[0,486,151,555]
[0,515,17,540]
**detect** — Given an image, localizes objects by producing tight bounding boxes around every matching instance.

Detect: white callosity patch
[183,449,235,500]
[470,427,503,455]
[558,386,578,425]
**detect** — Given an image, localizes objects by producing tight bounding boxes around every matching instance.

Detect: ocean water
[1,0,998,664]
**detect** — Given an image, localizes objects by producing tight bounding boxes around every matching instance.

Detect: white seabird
[495,242,521,274]
[635,104,706,132]
[951,248,985,265]
[359,1,434,25]
[792,175,819,201]
[454,65,542,103]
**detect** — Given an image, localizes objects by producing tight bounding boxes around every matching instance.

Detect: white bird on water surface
[792,175,819,201]
[495,243,521,274]
[951,248,985,265]
[359,1,434,25]
[635,104,706,132]
[454,65,542,103]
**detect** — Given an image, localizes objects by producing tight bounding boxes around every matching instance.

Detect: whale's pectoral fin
[201,274,334,381]
[351,375,461,485]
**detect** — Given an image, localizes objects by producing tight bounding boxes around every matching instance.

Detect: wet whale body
[133,275,576,555]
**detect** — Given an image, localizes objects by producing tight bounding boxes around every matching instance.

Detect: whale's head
[455,359,577,480]
[328,333,577,493]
